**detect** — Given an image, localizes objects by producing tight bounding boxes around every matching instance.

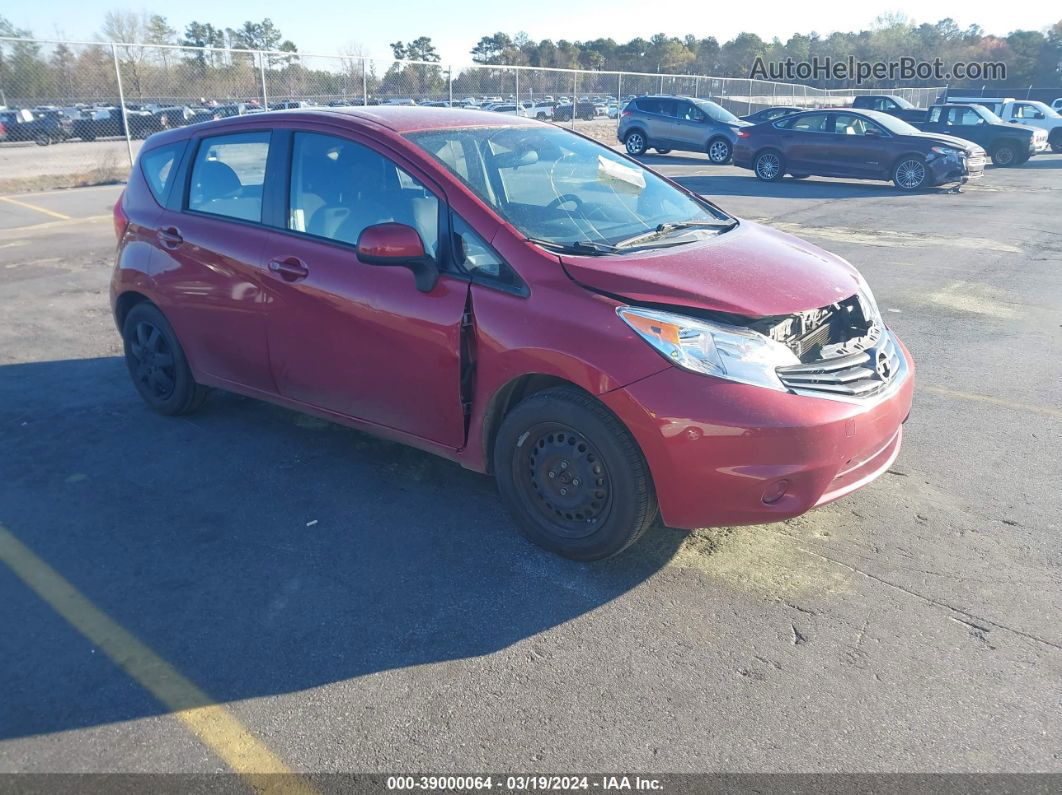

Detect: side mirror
[356,222,439,293]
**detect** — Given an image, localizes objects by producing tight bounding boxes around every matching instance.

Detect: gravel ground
[0,154,1060,777]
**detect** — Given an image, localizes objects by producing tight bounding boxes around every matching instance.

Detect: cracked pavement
[1,156,1060,773]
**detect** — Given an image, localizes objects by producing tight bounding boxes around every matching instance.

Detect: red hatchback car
[111,107,914,560]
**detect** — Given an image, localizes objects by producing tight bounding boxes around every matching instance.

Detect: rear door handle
[158,226,183,248]
[268,257,310,282]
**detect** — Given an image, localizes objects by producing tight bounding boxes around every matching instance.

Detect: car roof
[158,106,541,144]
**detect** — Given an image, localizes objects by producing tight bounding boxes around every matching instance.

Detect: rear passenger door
[782,112,831,172]
[152,128,277,392]
[258,128,470,448]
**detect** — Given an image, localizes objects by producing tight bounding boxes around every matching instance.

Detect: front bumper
[929,151,983,184]
[601,337,915,529]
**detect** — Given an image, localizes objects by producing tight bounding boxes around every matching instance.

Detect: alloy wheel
[755,152,781,180]
[708,140,731,162]
[625,133,645,155]
[895,159,926,189]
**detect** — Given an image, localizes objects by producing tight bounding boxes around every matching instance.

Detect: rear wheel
[494,386,657,561]
[707,138,732,164]
[753,149,784,182]
[34,131,50,146]
[624,130,648,156]
[1052,143,1062,154]
[122,303,207,416]
[991,142,1017,167]
[892,156,928,191]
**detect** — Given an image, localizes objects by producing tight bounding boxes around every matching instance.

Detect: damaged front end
[748,291,905,402]
[618,289,907,404]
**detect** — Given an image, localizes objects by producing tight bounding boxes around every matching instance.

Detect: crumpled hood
[561,220,863,317]
[909,131,984,153]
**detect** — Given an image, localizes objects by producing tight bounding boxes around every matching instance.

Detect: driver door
[259,129,470,449]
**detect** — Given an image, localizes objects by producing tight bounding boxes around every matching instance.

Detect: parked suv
[111,107,913,560]
[618,95,751,162]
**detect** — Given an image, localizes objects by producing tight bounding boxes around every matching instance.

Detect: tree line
[1,12,1060,108]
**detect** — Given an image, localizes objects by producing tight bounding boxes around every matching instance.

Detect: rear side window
[139,143,182,202]
[635,98,659,113]
[790,114,829,133]
[188,131,270,222]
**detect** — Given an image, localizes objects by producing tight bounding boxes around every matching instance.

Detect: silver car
[617,95,750,163]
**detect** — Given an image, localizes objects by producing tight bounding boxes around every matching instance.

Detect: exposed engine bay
[746,293,881,364]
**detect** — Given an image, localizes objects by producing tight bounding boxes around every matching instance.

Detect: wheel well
[481,374,581,474]
[891,152,926,171]
[752,146,782,162]
[624,127,646,142]
[992,138,1019,151]
[1048,128,1062,144]
[114,291,151,330]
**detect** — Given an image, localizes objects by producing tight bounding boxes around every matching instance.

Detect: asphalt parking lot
[1,154,1060,777]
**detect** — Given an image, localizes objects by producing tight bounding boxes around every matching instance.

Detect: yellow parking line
[925,386,1062,420]
[0,195,71,220]
[0,214,110,234]
[0,525,315,793]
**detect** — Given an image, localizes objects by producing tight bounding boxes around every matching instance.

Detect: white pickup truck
[949,97,1062,152]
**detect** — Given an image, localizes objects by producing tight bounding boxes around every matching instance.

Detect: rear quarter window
[139,143,184,203]
[635,98,659,114]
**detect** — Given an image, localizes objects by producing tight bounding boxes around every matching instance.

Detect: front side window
[691,99,740,124]
[407,125,730,249]
[948,107,983,126]
[188,132,270,222]
[287,132,439,256]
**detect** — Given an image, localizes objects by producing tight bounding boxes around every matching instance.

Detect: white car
[1052,98,1062,112]
[528,102,555,120]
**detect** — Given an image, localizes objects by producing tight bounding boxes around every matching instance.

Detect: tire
[1052,143,1062,154]
[582,112,594,121]
[892,156,928,191]
[654,148,671,154]
[707,137,732,164]
[34,131,50,147]
[991,142,1017,167]
[122,303,207,416]
[624,130,648,156]
[753,149,785,182]
[493,386,658,561]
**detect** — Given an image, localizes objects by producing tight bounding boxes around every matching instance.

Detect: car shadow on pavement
[672,174,944,200]
[0,356,683,740]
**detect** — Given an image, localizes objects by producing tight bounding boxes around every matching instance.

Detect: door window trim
[266,126,460,276]
[180,129,275,228]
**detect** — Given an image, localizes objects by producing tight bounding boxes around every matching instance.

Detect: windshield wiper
[615,219,737,249]
[527,238,621,256]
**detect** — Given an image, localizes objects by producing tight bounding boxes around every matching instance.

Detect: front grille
[777,332,901,400]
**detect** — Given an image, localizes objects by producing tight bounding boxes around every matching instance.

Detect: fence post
[448,65,453,106]
[258,51,269,108]
[659,74,664,93]
[363,58,368,105]
[515,67,519,110]
[110,43,134,169]
[572,71,577,130]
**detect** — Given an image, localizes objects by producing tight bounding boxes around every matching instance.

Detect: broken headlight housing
[617,306,800,391]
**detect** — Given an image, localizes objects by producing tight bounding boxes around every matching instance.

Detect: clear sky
[6,1,1059,63]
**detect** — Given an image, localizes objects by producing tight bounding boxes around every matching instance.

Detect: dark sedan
[733,109,986,191]
[740,106,803,124]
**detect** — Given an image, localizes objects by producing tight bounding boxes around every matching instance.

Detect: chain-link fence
[0,36,945,193]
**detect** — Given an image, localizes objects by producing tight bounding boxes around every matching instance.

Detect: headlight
[617,306,799,391]
[930,145,962,157]
[852,271,883,327]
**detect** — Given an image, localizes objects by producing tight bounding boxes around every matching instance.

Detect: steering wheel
[546,193,583,211]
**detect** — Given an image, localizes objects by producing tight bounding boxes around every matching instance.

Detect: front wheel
[991,142,1017,167]
[707,138,732,164]
[654,148,671,154]
[892,156,928,191]
[122,303,207,415]
[753,149,785,181]
[34,131,51,146]
[624,130,648,156]
[493,386,658,561]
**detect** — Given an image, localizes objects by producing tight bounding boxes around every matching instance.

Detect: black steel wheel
[494,386,657,560]
[122,302,207,415]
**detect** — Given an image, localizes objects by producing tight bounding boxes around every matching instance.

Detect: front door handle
[268,257,310,282]
[158,226,183,248]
